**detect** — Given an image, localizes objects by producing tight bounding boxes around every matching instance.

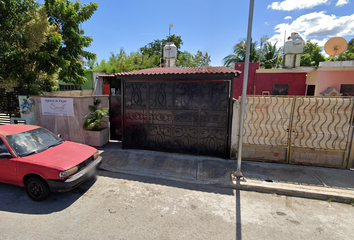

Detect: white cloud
[265,22,269,25]
[268,11,354,48]
[311,38,329,46]
[336,0,350,7]
[284,16,292,20]
[268,0,329,11]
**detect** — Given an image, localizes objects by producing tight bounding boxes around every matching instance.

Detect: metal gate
[0,88,28,125]
[123,80,231,158]
[109,95,122,140]
[239,96,354,168]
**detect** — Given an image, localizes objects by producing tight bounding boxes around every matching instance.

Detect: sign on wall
[18,96,36,125]
[41,98,74,116]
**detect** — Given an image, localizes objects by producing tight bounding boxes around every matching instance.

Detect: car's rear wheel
[25,177,50,201]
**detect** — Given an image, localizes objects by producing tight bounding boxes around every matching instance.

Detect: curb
[230,179,354,204]
[99,165,354,205]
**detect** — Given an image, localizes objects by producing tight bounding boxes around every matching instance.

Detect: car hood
[21,141,97,170]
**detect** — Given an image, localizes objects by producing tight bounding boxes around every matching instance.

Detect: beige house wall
[306,72,319,95]
[32,95,109,146]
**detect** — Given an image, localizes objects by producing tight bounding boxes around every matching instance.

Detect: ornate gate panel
[239,96,354,168]
[123,80,231,158]
[290,97,354,168]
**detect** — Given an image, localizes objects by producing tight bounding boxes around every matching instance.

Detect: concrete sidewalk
[98,141,354,204]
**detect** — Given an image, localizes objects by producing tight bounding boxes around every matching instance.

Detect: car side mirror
[0,152,13,159]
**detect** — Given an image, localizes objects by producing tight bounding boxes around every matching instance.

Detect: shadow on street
[235,180,242,240]
[98,169,235,196]
[0,176,97,214]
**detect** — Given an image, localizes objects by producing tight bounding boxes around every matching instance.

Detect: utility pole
[233,0,255,180]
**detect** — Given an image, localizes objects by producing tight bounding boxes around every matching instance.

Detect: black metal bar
[227,77,234,158]
[121,79,126,149]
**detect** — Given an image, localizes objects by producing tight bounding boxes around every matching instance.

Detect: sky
[38,0,354,66]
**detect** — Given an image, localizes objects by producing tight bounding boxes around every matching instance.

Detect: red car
[0,124,102,201]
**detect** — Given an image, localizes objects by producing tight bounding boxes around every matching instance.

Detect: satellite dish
[324,37,348,61]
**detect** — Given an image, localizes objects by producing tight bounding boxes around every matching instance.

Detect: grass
[345,198,354,206]
[327,196,335,202]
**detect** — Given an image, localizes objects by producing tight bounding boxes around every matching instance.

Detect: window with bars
[272,84,289,95]
[59,84,82,91]
[340,84,354,96]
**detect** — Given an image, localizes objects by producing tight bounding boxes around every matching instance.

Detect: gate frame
[118,72,238,158]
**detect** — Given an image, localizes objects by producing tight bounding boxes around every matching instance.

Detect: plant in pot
[83,106,109,131]
[83,100,110,147]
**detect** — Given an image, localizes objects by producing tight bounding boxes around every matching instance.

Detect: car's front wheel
[25,177,50,201]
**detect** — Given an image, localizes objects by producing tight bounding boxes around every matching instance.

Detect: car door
[0,136,18,184]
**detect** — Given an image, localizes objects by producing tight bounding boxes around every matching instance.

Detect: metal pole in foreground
[234,0,255,179]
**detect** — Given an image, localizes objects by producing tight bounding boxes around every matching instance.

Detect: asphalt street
[0,170,353,240]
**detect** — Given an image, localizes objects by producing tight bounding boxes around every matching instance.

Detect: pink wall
[316,71,354,96]
[233,62,307,98]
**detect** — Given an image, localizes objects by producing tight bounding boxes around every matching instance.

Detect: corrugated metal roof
[114,67,241,76]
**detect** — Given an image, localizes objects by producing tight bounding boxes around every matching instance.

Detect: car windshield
[6,128,63,157]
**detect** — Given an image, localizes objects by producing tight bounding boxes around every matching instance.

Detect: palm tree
[261,41,282,69]
[223,39,259,66]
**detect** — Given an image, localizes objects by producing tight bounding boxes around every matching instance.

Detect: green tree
[45,0,98,84]
[261,42,282,69]
[176,51,194,67]
[193,50,211,67]
[95,59,110,72]
[85,55,98,70]
[223,39,259,66]
[335,38,354,61]
[0,0,98,94]
[300,40,326,66]
[94,48,160,73]
[0,0,37,91]
[0,1,62,94]
[177,50,210,67]
[139,34,183,60]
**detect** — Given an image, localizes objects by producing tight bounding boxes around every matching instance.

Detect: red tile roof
[114,67,241,76]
